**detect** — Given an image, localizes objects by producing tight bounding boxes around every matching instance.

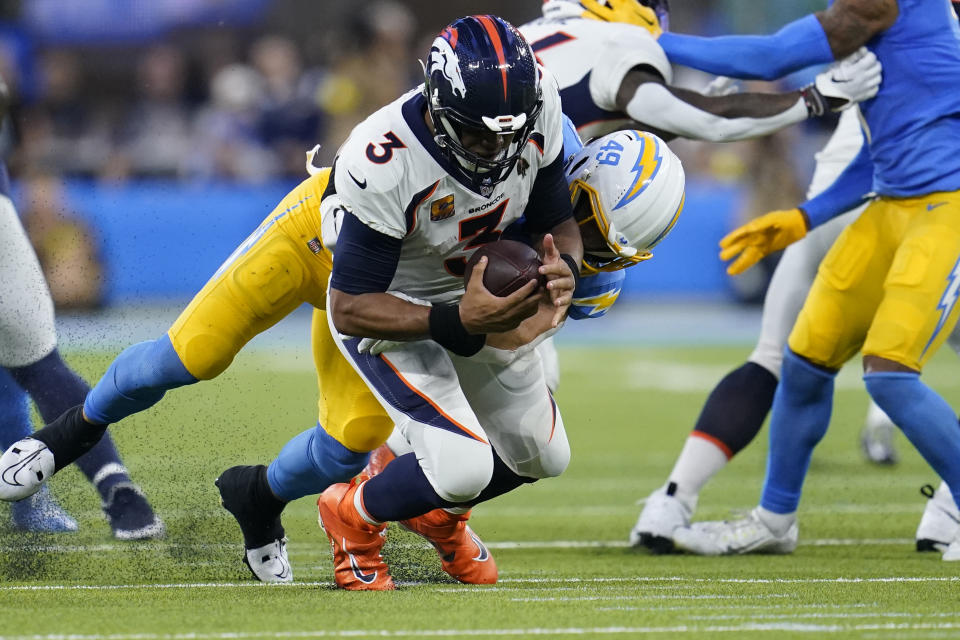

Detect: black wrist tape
[429,304,486,357]
[560,253,581,291]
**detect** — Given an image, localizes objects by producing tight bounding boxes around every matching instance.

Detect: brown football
[464,239,545,296]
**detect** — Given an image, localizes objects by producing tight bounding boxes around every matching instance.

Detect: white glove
[703,76,740,97]
[357,337,404,356]
[803,47,882,115]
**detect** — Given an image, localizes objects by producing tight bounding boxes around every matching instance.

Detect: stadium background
[0,0,830,307]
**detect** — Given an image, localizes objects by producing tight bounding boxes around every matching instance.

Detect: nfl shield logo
[480,181,494,198]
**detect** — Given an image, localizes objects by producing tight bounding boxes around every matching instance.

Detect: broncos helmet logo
[428,36,467,99]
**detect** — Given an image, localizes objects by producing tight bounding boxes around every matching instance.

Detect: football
[464,239,545,296]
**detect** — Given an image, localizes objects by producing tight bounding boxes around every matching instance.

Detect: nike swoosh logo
[829,75,851,84]
[348,170,367,189]
[1,446,45,487]
[469,530,490,562]
[928,202,949,211]
[345,538,378,584]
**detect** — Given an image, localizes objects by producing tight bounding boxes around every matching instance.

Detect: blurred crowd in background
[0,0,835,309]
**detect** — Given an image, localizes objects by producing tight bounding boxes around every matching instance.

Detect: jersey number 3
[366,132,406,164]
[444,201,508,277]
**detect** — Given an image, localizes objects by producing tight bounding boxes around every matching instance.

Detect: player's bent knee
[424,442,494,503]
[172,331,238,380]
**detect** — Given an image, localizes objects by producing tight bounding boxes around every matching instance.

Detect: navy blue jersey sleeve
[522,152,574,234]
[329,211,402,294]
[658,14,833,81]
[800,142,874,228]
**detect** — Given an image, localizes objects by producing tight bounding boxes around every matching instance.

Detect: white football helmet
[565,129,685,274]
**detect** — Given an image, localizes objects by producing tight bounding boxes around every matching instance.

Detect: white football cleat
[0,438,55,501]
[244,538,292,583]
[916,482,960,553]
[629,487,694,553]
[860,402,898,465]
[672,507,798,556]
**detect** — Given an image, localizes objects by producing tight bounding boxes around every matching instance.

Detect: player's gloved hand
[358,337,403,356]
[719,208,809,275]
[801,47,882,116]
[538,233,577,328]
[460,256,540,334]
[703,76,739,97]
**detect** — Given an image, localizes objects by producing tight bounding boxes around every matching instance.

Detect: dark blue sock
[83,334,196,425]
[760,349,835,514]
[0,368,32,448]
[267,425,370,501]
[8,349,131,499]
[865,371,960,508]
[694,361,779,455]
[362,450,535,522]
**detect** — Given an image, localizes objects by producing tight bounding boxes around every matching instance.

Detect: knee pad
[421,431,493,503]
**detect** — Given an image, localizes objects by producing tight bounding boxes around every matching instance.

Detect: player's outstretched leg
[631,361,778,552]
[216,465,290,583]
[860,400,899,465]
[365,443,496,585]
[916,481,960,553]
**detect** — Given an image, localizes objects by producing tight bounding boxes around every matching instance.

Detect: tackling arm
[799,141,875,228]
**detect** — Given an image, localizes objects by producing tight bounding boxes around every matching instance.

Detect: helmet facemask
[569,176,652,275]
[424,72,543,196]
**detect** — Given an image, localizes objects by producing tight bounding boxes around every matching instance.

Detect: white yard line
[5,623,960,639]
[0,537,916,554]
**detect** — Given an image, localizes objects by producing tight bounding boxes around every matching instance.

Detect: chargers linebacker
[651,0,960,558]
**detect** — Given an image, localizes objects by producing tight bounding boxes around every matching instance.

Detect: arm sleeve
[522,152,575,234]
[625,82,809,142]
[657,14,833,81]
[329,211,402,294]
[800,142,874,228]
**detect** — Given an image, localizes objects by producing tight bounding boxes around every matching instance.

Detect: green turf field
[2,344,959,639]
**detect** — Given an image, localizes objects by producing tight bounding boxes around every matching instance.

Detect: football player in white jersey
[307,15,584,590]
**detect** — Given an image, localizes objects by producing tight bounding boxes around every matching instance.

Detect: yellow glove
[580,0,662,37]
[719,208,808,275]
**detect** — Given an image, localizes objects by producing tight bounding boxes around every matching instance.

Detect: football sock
[0,369,33,447]
[31,405,108,472]
[756,506,796,537]
[666,436,729,504]
[8,349,138,498]
[267,425,369,501]
[362,449,536,522]
[219,465,286,549]
[665,362,777,500]
[760,349,835,514]
[83,334,196,425]
[865,372,960,508]
[692,361,779,456]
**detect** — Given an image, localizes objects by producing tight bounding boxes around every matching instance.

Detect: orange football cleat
[363,444,396,478]
[400,508,497,584]
[317,479,394,591]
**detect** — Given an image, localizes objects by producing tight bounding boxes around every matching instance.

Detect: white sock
[756,506,796,537]
[666,434,730,501]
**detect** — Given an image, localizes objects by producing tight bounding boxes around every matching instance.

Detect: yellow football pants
[789,191,960,371]
[166,168,393,452]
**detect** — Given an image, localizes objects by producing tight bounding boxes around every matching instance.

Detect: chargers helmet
[423,15,543,196]
[542,0,669,34]
[565,130,685,274]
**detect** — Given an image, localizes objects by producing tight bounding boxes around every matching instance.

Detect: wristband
[560,253,581,291]
[428,304,486,357]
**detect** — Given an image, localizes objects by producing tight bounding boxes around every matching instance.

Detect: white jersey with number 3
[519,17,671,140]
[332,71,565,305]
